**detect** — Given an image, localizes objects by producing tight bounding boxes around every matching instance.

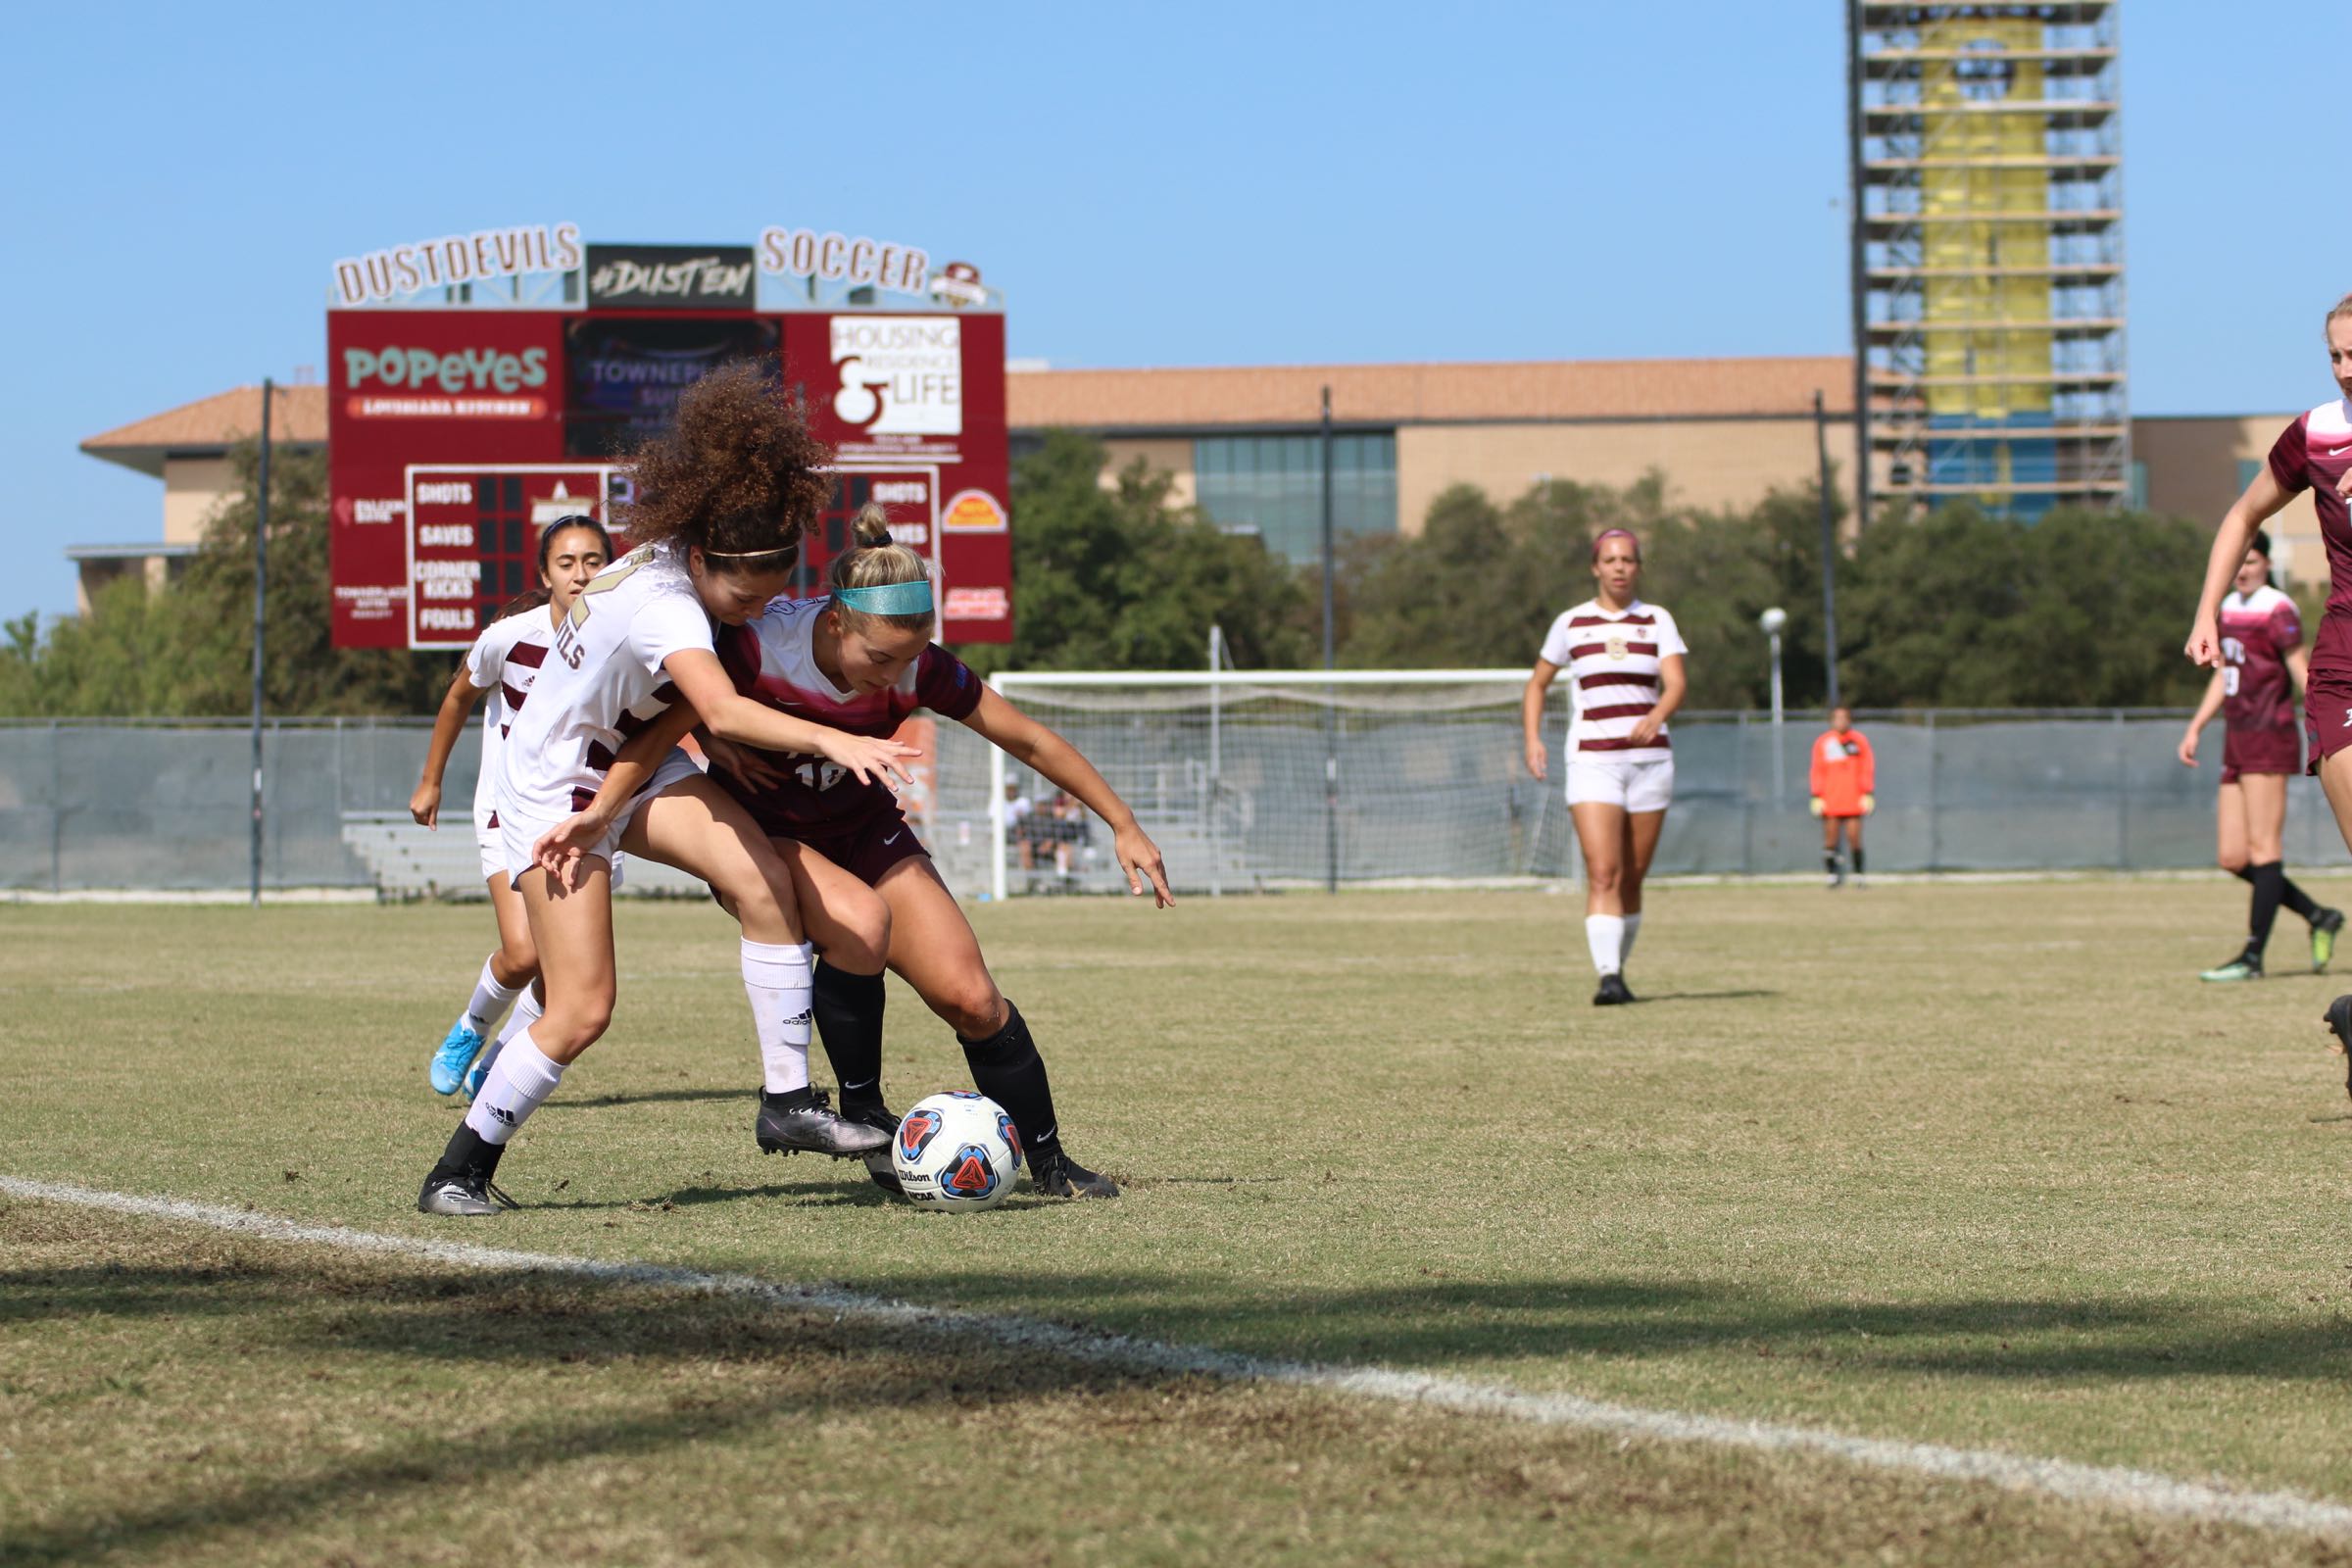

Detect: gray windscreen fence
[0,705,2336,895]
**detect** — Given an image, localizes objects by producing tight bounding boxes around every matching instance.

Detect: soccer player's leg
[2314,744,2352,1095]
[878,855,1116,1198]
[2203,778,2261,981]
[1822,812,1843,888]
[430,869,537,1094]
[419,859,612,1214]
[771,833,899,1190]
[626,777,886,1161]
[1616,796,1668,1002]
[1570,795,1633,1006]
[1845,815,1866,887]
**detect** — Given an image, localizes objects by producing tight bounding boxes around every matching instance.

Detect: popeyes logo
[940,489,1006,534]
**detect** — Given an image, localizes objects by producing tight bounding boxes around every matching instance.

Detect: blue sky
[2,1,2343,621]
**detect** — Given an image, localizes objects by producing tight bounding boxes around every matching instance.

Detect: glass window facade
[1194,433,1397,563]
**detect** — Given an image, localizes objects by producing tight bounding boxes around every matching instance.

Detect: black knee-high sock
[429,1122,504,1182]
[2279,873,2321,922]
[1823,849,1840,876]
[2248,860,2287,956]
[812,961,887,1106]
[1851,846,1866,876]
[958,1000,1059,1158]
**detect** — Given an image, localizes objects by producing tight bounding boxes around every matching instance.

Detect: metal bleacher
[337,811,710,899]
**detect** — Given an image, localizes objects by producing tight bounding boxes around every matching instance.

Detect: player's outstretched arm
[411,662,489,829]
[961,687,1174,906]
[663,648,917,789]
[1522,659,1560,781]
[1627,655,1687,748]
[2187,467,2295,665]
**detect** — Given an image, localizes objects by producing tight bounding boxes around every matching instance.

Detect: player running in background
[409,515,611,1096]
[1523,527,1688,1005]
[1810,706,1875,889]
[2184,292,2352,1091]
[2178,529,2341,982]
[415,367,915,1216]
[569,506,1174,1199]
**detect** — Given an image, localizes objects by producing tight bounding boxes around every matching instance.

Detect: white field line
[8,1175,2352,1542]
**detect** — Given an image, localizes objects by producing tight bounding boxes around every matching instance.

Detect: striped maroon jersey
[716,596,984,830]
[462,607,558,833]
[1538,598,1688,761]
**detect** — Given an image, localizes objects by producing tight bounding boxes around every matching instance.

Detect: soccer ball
[891,1090,1023,1211]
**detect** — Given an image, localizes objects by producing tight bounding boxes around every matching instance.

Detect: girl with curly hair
[416,364,917,1216]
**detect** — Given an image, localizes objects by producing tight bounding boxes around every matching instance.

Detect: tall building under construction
[1852,1,2127,521]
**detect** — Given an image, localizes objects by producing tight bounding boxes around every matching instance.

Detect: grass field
[8,880,2352,1565]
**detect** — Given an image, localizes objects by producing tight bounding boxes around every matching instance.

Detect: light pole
[1760,606,1788,799]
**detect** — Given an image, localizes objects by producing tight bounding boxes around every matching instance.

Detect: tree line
[1,429,2268,716]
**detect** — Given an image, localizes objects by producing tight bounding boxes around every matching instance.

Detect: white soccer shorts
[1564,754,1675,813]
[496,749,702,890]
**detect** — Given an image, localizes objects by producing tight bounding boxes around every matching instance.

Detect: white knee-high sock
[1620,912,1643,967]
[463,1030,564,1146]
[742,939,814,1095]
[1585,914,1625,977]
[495,983,543,1049]
[458,956,523,1037]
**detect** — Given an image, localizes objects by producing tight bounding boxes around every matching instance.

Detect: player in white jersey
[416,366,917,1216]
[409,515,611,1097]
[1522,527,1689,1005]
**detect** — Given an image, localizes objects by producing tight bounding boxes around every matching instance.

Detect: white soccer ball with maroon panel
[890,1090,1023,1211]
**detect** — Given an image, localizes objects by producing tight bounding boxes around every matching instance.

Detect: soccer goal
[981,669,1573,899]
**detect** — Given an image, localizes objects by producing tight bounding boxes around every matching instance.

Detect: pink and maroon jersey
[2269,401,2352,619]
[716,596,983,830]
[2218,584,2301,732]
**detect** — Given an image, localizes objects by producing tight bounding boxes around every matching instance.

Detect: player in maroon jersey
[2185,293,2352,1088]
[565,506,1174,1199]
[2177,530,2340,980]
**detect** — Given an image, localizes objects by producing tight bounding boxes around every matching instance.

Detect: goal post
[984,669,1567,900]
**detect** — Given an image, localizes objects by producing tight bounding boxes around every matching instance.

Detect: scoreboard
[327,301,1010,650]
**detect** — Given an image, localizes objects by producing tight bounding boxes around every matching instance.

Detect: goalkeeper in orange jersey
[1810,706,1874,888]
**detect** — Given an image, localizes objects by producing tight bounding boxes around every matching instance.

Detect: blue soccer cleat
[463,1038,506,1102]
[429,1023,485,1096]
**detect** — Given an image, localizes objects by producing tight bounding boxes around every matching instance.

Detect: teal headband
[832,578,935,616]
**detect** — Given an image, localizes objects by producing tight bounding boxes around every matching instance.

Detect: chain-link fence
[0,709,2336,896]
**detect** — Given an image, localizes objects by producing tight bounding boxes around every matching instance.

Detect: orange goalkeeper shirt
[1810,728,1874,817]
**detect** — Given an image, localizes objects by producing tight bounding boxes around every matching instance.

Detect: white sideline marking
[8,1176,2352,1542]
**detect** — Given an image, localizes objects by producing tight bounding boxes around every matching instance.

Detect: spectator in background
[1810,705,1874,889]
[998,781,1037,869]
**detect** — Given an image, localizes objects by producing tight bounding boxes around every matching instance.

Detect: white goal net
[967,669,1571,898]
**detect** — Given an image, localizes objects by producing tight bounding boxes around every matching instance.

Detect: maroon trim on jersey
[1577,735,1671,753]
[500,682,527,710]
[585,742,615,772]
[486,810,499,830]
[1579,671,1657,690]
[571,787,598,812]
[1567,641,1659,661]
[1582,703,1656,722]
[652,681,678,707]
[613,710,654,740]
[499,723,510,739]
[507,643,548,669]
[1567,612,1655,628]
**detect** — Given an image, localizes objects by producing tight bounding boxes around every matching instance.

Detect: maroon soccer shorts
[2305,670,2352,776]
[2224,724,2302,783]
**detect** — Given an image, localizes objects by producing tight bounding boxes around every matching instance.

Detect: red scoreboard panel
[327,308,1010,651]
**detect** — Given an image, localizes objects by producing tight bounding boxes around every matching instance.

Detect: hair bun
[851,501,894,548]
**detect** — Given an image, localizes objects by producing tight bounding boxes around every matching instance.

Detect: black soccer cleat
[755,1088,893,1159]
[416,1169,518,1216]
[1593,973,1635,1006]
[840,1097,904,1195]
[1030,1149,1120,1199]
[2327,996,2352,1103]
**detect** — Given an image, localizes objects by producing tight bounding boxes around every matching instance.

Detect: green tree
[0,442,447,717]
[959,430,1314,674]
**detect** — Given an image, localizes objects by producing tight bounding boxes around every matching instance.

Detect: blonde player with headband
[564,505,1174,1199]
[414,367,917,1216]
[2186,291,2352,1091]
[1522,527,1689,1005]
